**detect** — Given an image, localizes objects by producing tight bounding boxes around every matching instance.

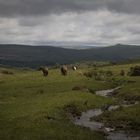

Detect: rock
[101,105,110,111]
[72,86,89,92]
[105,127,115,132]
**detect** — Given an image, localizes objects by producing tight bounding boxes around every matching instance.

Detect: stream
[72,88,140,140]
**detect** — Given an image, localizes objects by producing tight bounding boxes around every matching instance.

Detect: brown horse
[61,65,68,75]
[39,66,48,77]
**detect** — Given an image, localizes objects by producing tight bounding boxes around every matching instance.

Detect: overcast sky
[0,0,140,47]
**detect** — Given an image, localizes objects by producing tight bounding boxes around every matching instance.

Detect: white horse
[72,66,77,71]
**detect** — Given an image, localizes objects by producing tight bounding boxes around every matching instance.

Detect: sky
[0,0,140,47]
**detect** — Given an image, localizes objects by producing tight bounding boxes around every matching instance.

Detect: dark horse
[61,65,68,75]
[39,66,49,77]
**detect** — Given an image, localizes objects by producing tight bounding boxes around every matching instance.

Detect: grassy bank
[0,62,140,139]
[0,67,113,140]
[90,63,140,135]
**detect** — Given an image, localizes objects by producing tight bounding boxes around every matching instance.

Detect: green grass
[94,104,140,135]
[0,63,140,139]
[106,64,140,101]
[0,68,113,140]
[90,63,140,134]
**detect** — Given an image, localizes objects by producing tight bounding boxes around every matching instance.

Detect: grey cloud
[0,0,140,17]
[0,10,140,45]
[18,17,45,26]
[125,25,140,35]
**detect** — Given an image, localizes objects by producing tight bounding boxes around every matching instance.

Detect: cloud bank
[0,0,140,46]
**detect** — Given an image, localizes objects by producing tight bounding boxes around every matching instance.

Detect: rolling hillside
[0,44,140,68]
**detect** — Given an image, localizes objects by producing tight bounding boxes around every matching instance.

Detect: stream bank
[71,88,140,140]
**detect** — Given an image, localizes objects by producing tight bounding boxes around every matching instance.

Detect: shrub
[120,70,125,76]
[128,66,140,76]
[83,72,93,78]
[106,70,113,76]
[63,103,81,117]
[72,86,87,91]
[1,70,14,75]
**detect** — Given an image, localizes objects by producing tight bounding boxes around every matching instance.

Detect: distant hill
[0,44,140,68]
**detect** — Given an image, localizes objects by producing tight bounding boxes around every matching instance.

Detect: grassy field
[0,67,113,140]
[0,62,140,139]
[90,63,140,135]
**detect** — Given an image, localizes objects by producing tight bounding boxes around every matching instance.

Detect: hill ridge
[0,44,140,68]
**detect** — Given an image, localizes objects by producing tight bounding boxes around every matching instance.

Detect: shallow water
[73,107,139,140]
[95,87,120,97]
[72,88,140,140]
[73,109,103,131]
[107,132,140,140]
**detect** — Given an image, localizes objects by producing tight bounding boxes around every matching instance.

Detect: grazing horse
[39,66,48,77]
[72,66,77,71]
[61,65,68,75]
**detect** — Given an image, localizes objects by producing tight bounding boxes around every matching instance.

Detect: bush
[106,70,113,76]
[128,66,140,76]
[83,72,93,78]
[120,70,125,76]
[63,103,81,117]
[72,86,88,91]
[1,70,14,75]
